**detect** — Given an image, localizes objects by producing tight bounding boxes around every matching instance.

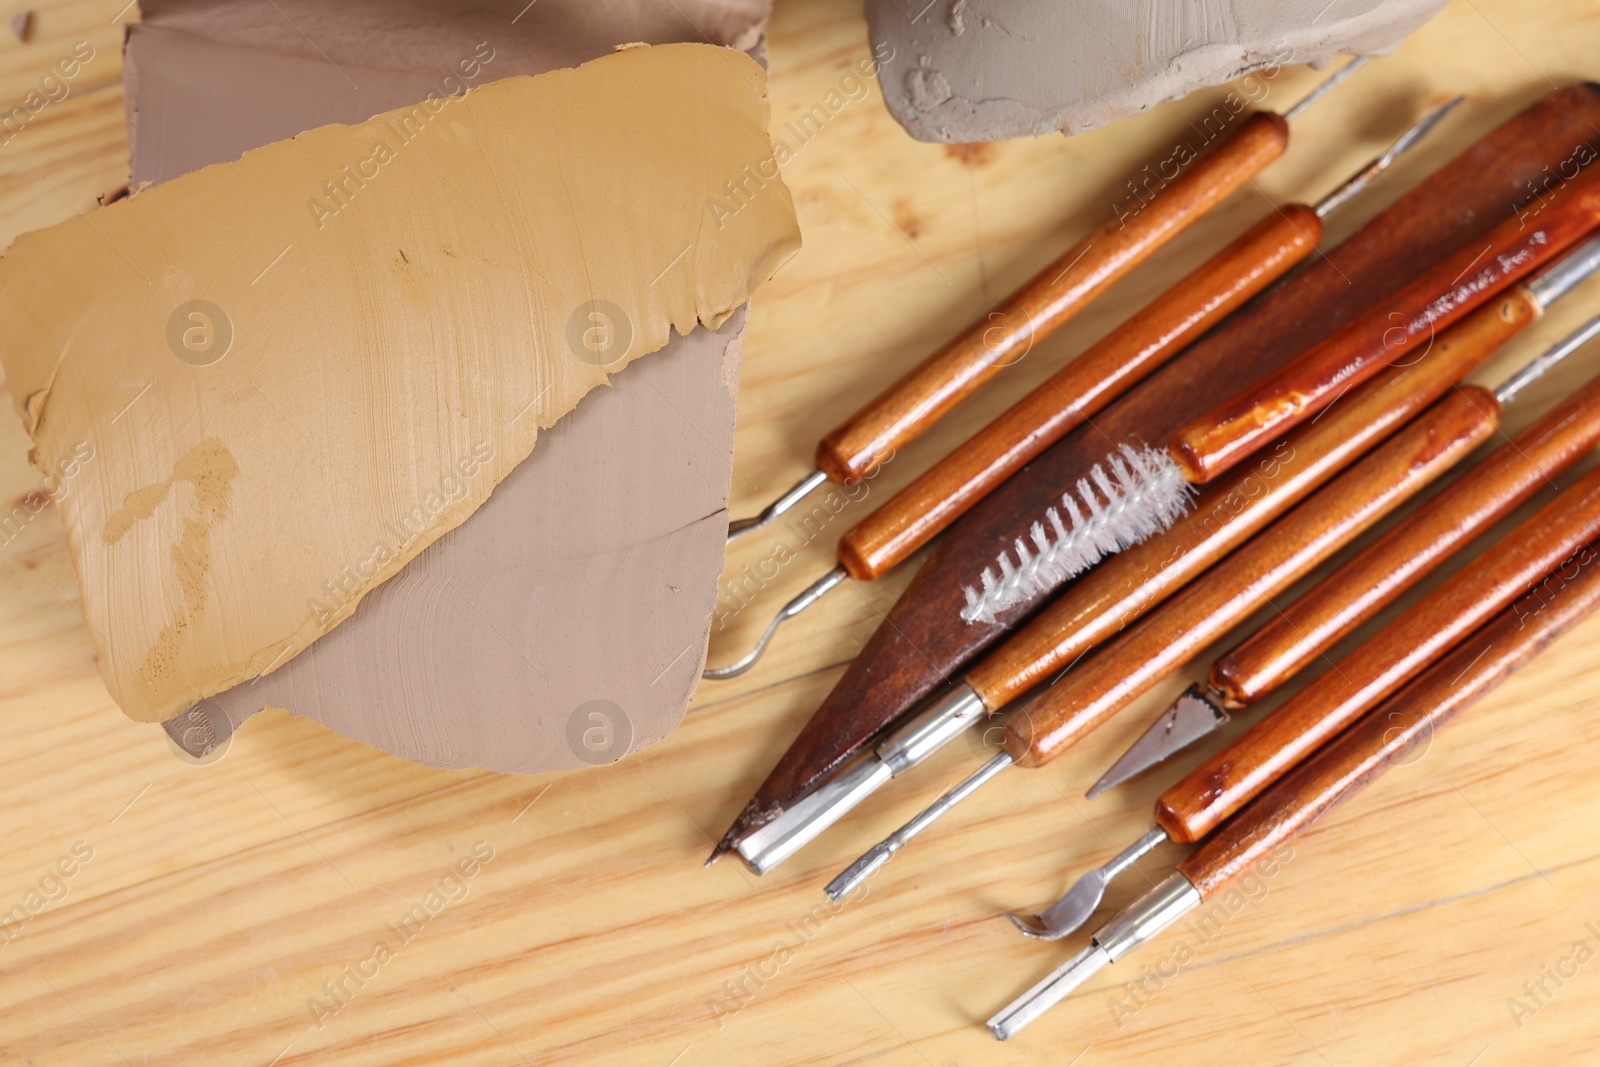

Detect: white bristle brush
[960,444,1192,625]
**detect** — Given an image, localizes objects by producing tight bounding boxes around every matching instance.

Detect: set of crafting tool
[705,59,1600,1038]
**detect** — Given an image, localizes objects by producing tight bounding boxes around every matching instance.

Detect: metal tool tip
[986,943,1110,1040]
[825,844,890,901]
[1004,911,1052,938]
[702,565,848,680]
[702,843,728,867]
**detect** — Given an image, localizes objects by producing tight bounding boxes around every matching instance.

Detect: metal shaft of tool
[1282,56,1369,122]
[1005,826,1170,940]
[735,684,988,873]
[989,872,1200,1040]
[1312,95,1461,219]
[726,469,830,544]
[725,58,1371,548]
[824,752,1013,900]
[702,565,847,680]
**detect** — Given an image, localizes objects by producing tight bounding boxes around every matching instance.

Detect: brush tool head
[959,443,1193,625]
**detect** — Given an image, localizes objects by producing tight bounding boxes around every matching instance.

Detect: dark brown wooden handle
[1002,387,1498,766]
[965,287,1539,710]
[1156,463,1600,845]
[835,207,1320,581]
[1166,176,1600,484]
[1179,542,1600,899]
[813,112,1291,486]
[1213,369,1600,707]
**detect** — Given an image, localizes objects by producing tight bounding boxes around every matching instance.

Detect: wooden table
[4,1,1600,1063]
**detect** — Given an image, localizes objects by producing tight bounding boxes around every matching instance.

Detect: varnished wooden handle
[964,287,1539,710]
[1001,387,1498,766]
[1213,369,1600,707]
[1156,463,1600,845]
[1166,174,1600,484]
[1179,543,1600,899]
[814,112,1291,486]
[835,207,1320,580]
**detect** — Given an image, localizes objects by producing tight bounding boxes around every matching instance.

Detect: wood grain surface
[5,2,1600,1065]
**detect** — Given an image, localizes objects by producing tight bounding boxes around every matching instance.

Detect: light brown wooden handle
[836,207,1320,580]
[813,112,1291,486]
[1156,463,1600,846]
[1179,541,1600,899]
[1002,387,1498,766]
[964,286,1539,710]
[1165,176,1600,484]
[1213,369,1600,707]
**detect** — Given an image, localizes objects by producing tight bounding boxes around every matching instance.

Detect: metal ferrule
[1093,872,1201,961]
[1526,236,1600,310]
[876,682,988,774]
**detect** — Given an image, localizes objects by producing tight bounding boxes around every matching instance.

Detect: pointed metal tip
[1090,685,1228,797]
[1313,93,1463,219]
[1004,911,1052,938]
[735,757,895,876]
[1282,54,1370,122]
[703,842,728,867]
[1082,776,1114,801]
[825,843,890,901]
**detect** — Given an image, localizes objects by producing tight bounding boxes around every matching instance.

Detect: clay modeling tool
[989,550,1600,1038]
[1007,331,1600,941]
[994,461,1600,947]
[703,99,1460,680]
[1092,318,1600,798]
[723,60,1370,546]
[729,237,1600,878]
[707,86,1600,866]
[954,171,1600,629]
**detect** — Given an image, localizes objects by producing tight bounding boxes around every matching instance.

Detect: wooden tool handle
[965,287,1538,710]
[836,207,1320,580]
[814,112,1290,486]
[1002,387,1498,766]
[1156,463,1600,845]
[1166,176,1600,484]
[1213,369,1600,707]
[1179,543,1600,899]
